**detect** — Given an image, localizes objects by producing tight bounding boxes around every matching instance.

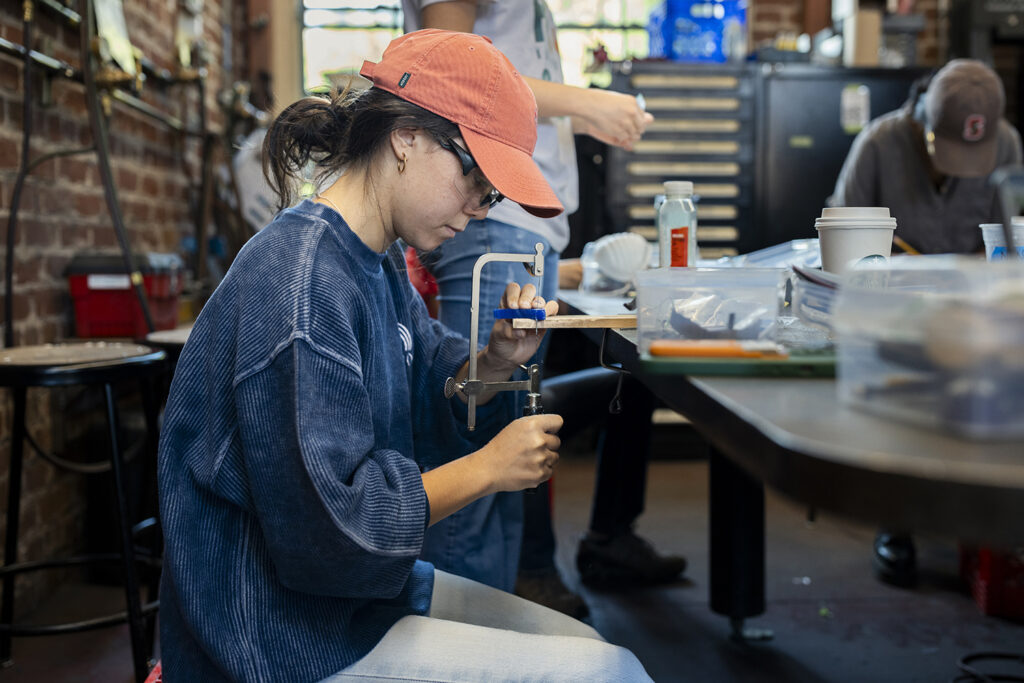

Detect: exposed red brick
[0,135,19,169]
[12,293,31,318]
[14,257,43,287]
[73,192,104,217]
[141,174,160,197]
[92,228,117,249]
[0,60,20,93]
[754,11,784,24]
[24,219,56,247]
[58,157,90,185]
[5,23,25,46]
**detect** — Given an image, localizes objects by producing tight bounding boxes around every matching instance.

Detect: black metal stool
[145,324,193,367]
[0,342,166,683]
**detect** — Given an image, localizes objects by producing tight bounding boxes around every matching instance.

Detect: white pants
[324,570,653,682]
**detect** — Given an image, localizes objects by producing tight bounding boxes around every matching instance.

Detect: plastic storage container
[792,277,838,334]
[833,256,1024,439]
[636,267,786,355]
[66,252,184,338]
[647,0,748,63]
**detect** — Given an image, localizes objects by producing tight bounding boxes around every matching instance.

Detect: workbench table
[559,290,1024,636]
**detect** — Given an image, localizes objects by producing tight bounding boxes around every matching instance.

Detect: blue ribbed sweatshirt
[157,201,509,681]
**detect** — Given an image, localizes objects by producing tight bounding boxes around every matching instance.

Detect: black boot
[576,530,687,589]
[873,532,917,588]
[514,567,590,620]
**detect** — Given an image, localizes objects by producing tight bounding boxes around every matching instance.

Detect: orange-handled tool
[649,340,788,359]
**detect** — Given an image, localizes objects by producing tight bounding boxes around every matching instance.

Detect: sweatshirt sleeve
[234,338,429,599]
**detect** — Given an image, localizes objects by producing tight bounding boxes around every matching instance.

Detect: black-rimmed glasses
[437,137,504,209]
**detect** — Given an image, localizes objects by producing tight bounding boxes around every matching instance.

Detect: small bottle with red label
[657,180,698,268]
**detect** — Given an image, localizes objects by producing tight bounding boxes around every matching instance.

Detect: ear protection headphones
[909,72,935,124]
[913,94,927,124]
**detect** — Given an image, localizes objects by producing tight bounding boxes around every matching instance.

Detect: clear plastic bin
[792,277,838,334]
[833,256,1024,439]
[636,267,786,355]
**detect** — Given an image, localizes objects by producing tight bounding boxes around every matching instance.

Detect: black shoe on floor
[515,567,590,620]
[576,531,687,589]
[873,532,917,588]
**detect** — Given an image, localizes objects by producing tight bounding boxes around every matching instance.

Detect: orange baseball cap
[360,29,563,218]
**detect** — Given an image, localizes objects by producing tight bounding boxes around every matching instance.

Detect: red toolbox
[960,545,1024,621]
[66,252,184,338]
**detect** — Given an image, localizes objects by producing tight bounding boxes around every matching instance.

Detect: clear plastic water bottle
[658,181,698,267]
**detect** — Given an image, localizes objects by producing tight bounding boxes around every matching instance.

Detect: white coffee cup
[815,207,896,273]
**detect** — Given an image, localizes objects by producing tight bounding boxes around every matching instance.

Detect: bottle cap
[663,180,693,196]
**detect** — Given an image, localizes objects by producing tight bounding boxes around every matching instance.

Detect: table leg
[709,447,772,640]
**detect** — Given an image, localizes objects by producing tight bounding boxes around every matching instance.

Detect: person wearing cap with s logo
[830,58,1022,589]
[831,58,1022,256]
[156,29,652,682]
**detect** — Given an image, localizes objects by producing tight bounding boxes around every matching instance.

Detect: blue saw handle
[493,308,546,320]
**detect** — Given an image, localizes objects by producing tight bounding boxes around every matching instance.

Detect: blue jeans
[419,218,560,592]
[327,570,653,682]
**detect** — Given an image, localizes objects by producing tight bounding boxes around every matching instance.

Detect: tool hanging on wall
[3,0,244,348]
[81,0,156,334]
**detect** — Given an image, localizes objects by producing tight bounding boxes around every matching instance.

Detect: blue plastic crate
[648,0,748,63]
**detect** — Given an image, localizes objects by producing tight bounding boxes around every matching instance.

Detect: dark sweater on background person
[158,201,508,681]
[830,107,1022,254]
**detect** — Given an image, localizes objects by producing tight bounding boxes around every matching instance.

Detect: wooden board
[511,314,637,329]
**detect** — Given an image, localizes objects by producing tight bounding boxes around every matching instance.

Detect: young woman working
[157,29,651,682]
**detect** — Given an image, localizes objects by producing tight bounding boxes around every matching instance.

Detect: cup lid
[979,217,1024,229]
[820,207,892,220]
[815,219,897,228]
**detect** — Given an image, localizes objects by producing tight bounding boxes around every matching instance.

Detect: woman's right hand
[475,413,563,492]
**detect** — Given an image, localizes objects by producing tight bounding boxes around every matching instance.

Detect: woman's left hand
[484,282,559,371]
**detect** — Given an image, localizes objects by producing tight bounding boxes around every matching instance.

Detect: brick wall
[0,0,246,618]
[916,0,944,65]
[749,0,806,47]
[746,0,948,66]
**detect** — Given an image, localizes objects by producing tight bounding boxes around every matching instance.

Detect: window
[301,0,658,92]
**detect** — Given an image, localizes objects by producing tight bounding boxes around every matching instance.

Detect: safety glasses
[437,137,504,209]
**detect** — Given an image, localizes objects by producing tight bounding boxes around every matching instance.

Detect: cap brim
[930,134,1000,178]
[460,126,563,218]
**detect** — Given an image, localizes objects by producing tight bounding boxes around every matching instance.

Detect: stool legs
[138,378,162,655]
[104,383,150,683]
[1,386,27,666]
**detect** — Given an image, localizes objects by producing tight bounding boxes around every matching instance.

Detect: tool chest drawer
[606,61,755,258]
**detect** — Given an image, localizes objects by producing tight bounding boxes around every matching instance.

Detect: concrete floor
[3,433,1023,682]
[551,450,1024,683]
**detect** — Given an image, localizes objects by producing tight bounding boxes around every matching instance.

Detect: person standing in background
[831,58,1022,586]
[404,0,687,617]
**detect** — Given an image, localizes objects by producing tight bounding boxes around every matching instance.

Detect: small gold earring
[398,156,407,174]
